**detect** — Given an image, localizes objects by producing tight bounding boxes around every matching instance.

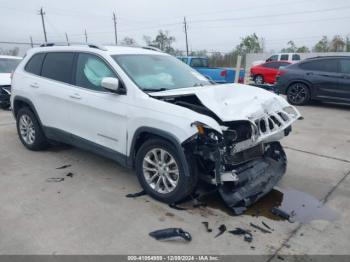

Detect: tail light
[277,70,287,77]
[220,70,227,77]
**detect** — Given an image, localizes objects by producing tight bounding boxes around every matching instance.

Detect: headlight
[283,106,298,117]
[192,121,221,141]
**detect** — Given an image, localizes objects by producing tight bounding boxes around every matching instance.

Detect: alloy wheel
[142,148,179,194]
[19,114,36,145]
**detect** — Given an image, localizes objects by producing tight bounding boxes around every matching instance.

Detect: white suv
[11,44,300,212]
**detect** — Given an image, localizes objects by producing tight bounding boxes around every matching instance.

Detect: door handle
[30,83,39,88]
[69,93,82,100]
[306,72,314,76]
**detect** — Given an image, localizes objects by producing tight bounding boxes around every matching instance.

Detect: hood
[0,73,11,86]
[150,84,294,122]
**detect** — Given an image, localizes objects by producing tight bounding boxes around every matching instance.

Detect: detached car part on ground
[11,45,300,213]
[0,85,11,109]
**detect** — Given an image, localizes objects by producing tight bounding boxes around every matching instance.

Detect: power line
[189,5,350,24]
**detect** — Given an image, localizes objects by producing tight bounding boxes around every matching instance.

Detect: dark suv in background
[277,56,350,105]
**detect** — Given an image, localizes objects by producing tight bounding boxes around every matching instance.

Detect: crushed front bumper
[218,142,286,214]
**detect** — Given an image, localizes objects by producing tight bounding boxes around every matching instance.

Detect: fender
[127,126,191,177]
[12,96,44,127]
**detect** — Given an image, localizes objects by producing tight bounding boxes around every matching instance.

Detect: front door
[65,52,129,156]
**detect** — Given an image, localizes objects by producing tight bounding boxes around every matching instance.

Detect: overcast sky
[0,0,349,54]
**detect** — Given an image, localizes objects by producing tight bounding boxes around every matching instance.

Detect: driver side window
[75,53,116,91]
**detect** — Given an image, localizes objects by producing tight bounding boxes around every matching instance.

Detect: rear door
[261,62,281,84]
[338,58,350,101]
[32,52,75,132]
[299,59,342,99]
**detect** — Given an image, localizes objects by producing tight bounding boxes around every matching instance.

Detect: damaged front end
[152,85,300,214]
[181,107,297,215]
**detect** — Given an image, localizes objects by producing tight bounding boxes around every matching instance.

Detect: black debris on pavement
[168,203,187,210]
[66,172,74,178]
[149,228,192,242]
[214,224,227,238]
[46,178,64,182]
[201,221,212,233]
[250,222,272,234]
[262,221,273,231]
[56,164,72,170]
[125,190,146,198]
[277,255,285,261]
[271,207,291,220]
[228,228,253,243]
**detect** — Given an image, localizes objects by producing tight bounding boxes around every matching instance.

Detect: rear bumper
[219,142,286,214]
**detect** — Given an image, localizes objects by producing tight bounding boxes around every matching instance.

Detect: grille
[254,111,290,135]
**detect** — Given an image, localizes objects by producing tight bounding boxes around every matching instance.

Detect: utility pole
[38,7,47,43]
[65,32,70,46]
[183,17,189,56]
[30,36,34,48]
[113,12,117,45]
[84,29,88,43]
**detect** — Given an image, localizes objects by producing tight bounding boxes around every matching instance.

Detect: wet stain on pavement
[201,188,338,223]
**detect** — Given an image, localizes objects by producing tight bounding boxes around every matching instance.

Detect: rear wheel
[254,75,264,85]
[287,83,310,105]
[135,138,197,203]
[16,107,49,150]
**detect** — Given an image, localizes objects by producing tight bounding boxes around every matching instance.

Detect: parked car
[0,55,22,109]
[250,61,292,85]
[252,53,301,66]
[276,56,350,105]
[177,56,245,84]
[11,44,300,212]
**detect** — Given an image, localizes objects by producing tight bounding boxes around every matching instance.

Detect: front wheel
[287,83,310,105]
[254,75,264,85]
[135,138,197,203]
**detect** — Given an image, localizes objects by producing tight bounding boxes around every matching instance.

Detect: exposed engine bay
[152,91,300,214]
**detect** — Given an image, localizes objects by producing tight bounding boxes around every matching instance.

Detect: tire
[0,103,10,110]
[16,107,49,151]
[135,138,197,203]
[287,83,310,105]
[254,75,264,85]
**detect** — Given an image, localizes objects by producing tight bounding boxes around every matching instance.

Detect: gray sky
[0,0,349,54]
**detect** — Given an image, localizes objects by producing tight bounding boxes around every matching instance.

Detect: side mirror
[101,77,123,93]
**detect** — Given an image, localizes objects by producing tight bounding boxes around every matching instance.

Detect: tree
[143,30,176,54]
[120,37,137,46]
[347,36,350,52]
[313,36,329,52]
[236,33,263,55]
[0,47,19,56]
[281,40,297,52]
[296,46,310,53]
[329,35,345,52]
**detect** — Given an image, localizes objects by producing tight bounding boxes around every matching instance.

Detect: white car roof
[0,55,22,59]
[26,45,166,57]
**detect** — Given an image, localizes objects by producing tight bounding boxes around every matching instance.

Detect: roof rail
[142,46,162,52]
[39,42,107,51]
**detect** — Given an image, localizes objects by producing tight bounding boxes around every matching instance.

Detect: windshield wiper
[143,88,167,92]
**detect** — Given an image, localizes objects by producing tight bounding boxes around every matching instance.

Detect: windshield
[112,54,211,92]
[0,58,21,73]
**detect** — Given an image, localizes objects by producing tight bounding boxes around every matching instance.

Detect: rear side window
[263,62,280,69]
[25,53,45,75]
[299,59,338,73]
[41,52,75,83]
[292,54,301,61]
[190,58,208,68]
[280,54,289,60]
[340,59,350,74]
